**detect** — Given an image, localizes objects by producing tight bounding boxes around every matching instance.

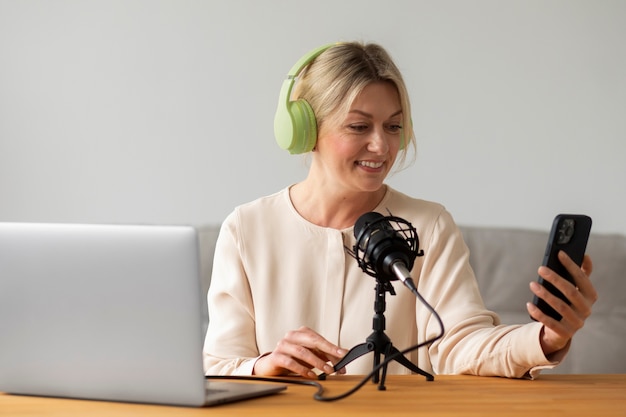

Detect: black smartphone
[532,214,592,321]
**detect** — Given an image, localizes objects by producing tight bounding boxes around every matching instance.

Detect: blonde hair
[293,42,416,169]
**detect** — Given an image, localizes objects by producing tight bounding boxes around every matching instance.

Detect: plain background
[1,0,624,235]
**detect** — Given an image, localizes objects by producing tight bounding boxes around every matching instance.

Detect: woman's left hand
[527,251,597,355]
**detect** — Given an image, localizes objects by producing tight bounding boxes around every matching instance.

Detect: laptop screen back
[0,223,208,406]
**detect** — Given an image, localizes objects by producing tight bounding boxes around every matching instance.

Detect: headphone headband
[287,43,334,77]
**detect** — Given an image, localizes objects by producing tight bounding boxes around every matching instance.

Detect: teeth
[358,161,383,168]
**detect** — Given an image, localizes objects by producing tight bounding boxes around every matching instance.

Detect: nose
[366,127,389,154]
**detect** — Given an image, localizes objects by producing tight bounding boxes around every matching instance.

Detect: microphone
[351,212,424,292]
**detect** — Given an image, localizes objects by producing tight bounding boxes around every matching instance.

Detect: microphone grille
[354,212,385,240]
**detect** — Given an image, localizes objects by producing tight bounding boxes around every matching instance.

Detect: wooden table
[1,374,625,416]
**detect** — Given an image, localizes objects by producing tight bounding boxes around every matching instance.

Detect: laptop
[0,222,286,407]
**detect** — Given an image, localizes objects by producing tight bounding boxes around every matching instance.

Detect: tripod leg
[332,342,374,373]
[386,346,434,381]
[378,358,389,390]
[372,350,381,384]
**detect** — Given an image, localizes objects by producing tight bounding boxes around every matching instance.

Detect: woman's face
[314,81,403,194]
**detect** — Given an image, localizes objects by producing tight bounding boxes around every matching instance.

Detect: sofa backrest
[197,224,626,374]
[460,225,626,374]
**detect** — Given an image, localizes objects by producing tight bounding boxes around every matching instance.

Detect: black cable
[206,374,325,395]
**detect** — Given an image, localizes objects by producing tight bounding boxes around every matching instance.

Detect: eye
[348,124,369,132]
[385,123,403,134]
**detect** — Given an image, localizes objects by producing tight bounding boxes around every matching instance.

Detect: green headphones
[274,43,409,154]
[274,44,334,154]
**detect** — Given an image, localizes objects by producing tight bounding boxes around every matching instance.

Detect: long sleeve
[202,212,260,375]
[412,208,561,378]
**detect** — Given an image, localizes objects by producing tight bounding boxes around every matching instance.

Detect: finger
[526,302,570,354]
[526,301,567,337]
[558,252,597,304]
[285,327,347,362]
[260,350,320,379]
[581,254,593,276]
[275,337,336,376]
[527,295,579,351]
[530,280,584,328]
[310,349,342,367]
[536,265,583,308]
[529,280,580,326]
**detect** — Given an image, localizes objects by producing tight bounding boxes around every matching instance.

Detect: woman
[202,42,596,379]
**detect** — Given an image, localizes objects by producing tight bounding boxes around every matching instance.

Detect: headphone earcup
[274,94,317,155]
[274,44,335,155]
[287,99,317,154]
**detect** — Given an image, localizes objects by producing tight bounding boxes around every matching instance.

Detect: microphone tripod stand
[330,279,434,391]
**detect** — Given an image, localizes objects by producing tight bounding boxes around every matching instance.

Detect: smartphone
[532,214,592,321]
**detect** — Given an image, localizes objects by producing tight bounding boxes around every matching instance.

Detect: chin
[357,182,386,193]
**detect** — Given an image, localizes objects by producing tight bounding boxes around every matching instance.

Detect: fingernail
[324,364,334,374]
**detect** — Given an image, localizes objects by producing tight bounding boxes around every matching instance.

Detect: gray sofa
[196,224,626,374]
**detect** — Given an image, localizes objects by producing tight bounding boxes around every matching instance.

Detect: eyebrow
[348,109,403,119]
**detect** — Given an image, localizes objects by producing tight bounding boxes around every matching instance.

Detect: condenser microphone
[352,212,423,291]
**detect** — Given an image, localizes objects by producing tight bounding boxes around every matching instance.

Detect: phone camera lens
[557,219,575,244]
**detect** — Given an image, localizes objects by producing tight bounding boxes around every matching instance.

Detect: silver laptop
[0,222,286,407]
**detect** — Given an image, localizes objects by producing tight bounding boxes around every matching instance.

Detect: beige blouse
[203,186,562,378]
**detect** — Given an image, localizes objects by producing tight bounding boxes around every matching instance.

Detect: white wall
[1,0,624,235]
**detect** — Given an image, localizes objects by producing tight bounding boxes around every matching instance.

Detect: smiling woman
[202,41,597,382]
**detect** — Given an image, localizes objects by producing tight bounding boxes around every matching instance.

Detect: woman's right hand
[253,326,348,378]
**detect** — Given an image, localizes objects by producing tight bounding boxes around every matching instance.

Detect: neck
[289,182,387,230]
